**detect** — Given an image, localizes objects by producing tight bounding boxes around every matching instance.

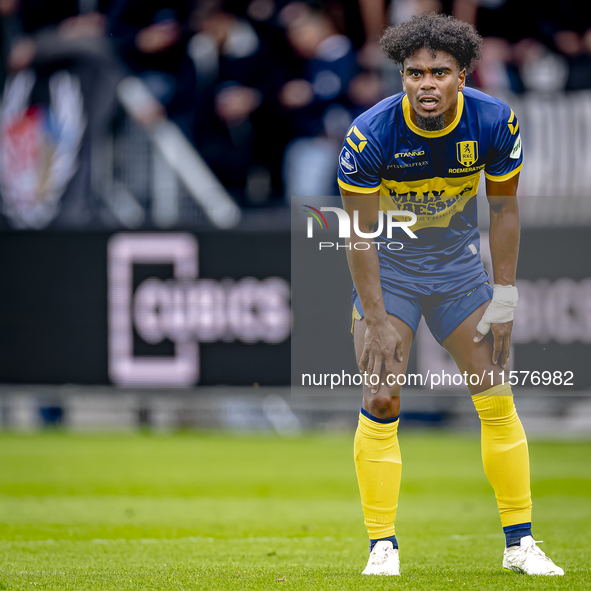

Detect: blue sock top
[361,408,399,424]
[503,522,532,547]
[369,535,398,552]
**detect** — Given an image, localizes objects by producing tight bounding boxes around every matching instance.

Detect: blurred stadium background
[1,1,590,588]
[0,0,589,434]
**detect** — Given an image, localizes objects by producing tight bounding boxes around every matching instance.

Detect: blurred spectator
[346,68,385,116]
[513,37,569,93]
[451,0,535,42]
[2,0,590,221]
[108,0,197,140]
[553,29,591,90]
[471,37,514,93]
[189,0,281,205]
[391,0,444,25]
[279,5,357,200]
[0,0,19,88]
[322,0,389,68]
[452,0,591,94]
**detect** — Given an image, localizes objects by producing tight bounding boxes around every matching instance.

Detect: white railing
[507,90,591,226]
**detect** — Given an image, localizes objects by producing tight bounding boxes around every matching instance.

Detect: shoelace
[524,540,554,563]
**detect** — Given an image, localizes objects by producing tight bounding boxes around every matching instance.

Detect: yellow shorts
[351,304,362,333]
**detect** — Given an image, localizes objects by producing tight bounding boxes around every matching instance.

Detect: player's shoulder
[349,93,405,139]
[463,87,516,127]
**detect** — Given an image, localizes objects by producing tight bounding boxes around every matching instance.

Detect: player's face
[401,48,466,128]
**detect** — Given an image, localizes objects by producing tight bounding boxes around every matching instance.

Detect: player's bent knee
[364,394,401,419]
[363,376,403,399]
[460,361,506,394]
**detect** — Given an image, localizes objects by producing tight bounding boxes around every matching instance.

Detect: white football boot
[361,540,400,576]
[502,535,564,575]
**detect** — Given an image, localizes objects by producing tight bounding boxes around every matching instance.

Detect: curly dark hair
[380,13,482,72]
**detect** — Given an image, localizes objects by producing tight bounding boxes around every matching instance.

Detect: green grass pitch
[0,430,589,590]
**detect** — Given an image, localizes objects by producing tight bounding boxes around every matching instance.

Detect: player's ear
[400,68,405,92]
[458,68,466,91]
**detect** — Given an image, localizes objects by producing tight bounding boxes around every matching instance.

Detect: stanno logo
[395,150,425,159]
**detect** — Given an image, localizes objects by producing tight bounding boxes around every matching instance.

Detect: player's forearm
[489,201,520,286]
[346,239,388,326]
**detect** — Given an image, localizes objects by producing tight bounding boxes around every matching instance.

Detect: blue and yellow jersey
[337,87,522,288]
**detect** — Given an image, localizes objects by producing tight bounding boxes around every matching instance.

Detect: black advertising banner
[510,228,591,387]
[0,231,291,386]
[0,228,590,388]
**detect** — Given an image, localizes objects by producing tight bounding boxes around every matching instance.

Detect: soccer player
[337,13,563,576]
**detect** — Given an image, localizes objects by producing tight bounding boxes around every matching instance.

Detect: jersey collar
[402,91,464,138]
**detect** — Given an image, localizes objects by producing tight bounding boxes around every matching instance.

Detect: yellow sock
[472,383,532,527]
[354,410,401,540]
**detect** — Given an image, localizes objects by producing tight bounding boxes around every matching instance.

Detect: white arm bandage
[476,284,519,336]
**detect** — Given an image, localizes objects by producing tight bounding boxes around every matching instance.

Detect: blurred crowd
[0,0,589,223]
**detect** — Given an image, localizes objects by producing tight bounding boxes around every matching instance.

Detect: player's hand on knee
[474,285,518,363]
[359,321,404,394]
[490,320,512,368]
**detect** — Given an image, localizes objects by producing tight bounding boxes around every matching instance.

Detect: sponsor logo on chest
[387,148,427,170]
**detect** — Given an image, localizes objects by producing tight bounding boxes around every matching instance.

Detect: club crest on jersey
[339,147,357,175]
[456,141,478,167]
